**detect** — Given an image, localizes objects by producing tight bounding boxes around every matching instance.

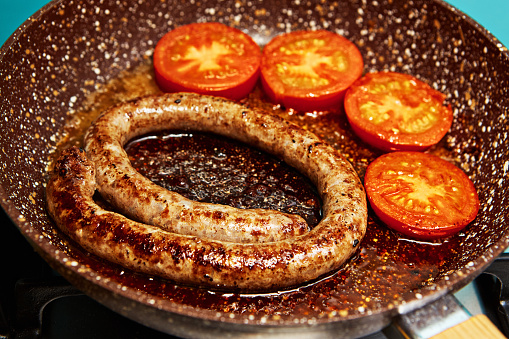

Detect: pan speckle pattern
[1,0,508,336]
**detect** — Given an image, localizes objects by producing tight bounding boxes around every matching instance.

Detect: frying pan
[1,0,508,337]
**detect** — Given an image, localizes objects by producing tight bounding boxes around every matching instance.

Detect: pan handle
[390,293,506,339]
[480,252,509,333]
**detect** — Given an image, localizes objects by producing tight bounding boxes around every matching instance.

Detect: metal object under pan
[1,0,509,337]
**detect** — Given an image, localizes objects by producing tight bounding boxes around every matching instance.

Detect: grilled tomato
[260,30,363,112]
[154,22,261,100]
[344,72,453,152]
[364,151,479,240]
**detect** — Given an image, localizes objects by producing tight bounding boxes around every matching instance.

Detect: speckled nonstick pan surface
[1,0,508,337]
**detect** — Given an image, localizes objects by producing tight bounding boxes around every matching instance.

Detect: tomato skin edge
[154,67,260,101]
[260,75,347,112]
[367,195,473,240]
[347,120,443,152]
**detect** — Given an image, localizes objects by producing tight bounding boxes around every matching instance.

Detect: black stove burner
[1,206,508,339]
[0,208,177,339]
[478,255,509,336]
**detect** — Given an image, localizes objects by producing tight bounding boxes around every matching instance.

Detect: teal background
[1,0,508,48]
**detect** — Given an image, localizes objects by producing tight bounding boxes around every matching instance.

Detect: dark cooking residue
[124,131,322,227]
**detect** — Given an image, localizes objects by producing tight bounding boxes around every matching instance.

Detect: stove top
[1,206,508,339]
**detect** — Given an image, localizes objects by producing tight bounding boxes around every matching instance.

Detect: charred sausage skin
[47,93,367,291]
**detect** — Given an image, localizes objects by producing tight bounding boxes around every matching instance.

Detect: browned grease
[56,61,465,320]
[125,131,322,227]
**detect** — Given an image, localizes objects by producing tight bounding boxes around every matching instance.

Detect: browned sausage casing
[48,93,367,291]
[84,93,311,243]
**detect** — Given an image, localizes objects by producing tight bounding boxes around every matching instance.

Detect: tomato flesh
[364,152,479,240]
[261,30,364,112]
[153,22,261,100]
[344,72,453,152]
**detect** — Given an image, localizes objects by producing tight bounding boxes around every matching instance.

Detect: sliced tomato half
[344,72,453,152]
[260,30,364,112]
[153,22,261,100]
[364,151,480,240]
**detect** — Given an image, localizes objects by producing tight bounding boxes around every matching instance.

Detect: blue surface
[444,0,509,47]
[1,0,508,48]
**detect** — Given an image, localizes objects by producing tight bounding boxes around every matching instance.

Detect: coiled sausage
[84,93,312,243]
[47,93,367,291]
